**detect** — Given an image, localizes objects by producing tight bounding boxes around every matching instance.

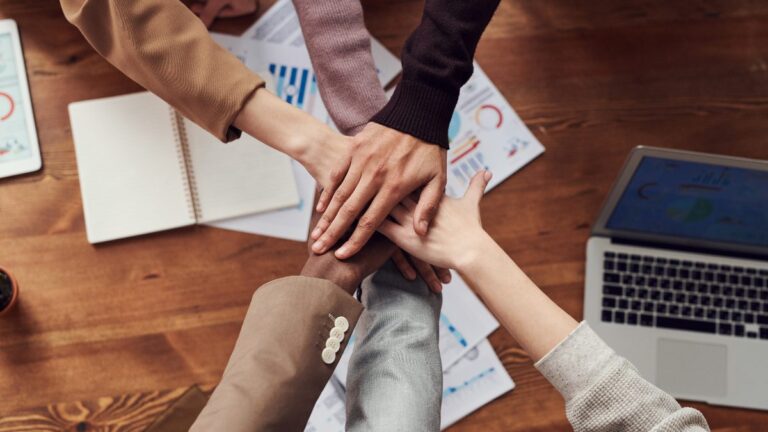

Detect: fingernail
[484,170,492,181]
[335,245,349,258]
[312,241,325,253]
[311,227,322,239]
[407,271,417,280]
[441,274,452,284]
[419,221,428,233]
[432,282,443,292]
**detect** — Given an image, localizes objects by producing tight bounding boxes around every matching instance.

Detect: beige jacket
[60,0,263,142]
[190,276,362,431]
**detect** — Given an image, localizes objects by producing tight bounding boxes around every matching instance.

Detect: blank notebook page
[182,118,299,223]
[70,93,194,243]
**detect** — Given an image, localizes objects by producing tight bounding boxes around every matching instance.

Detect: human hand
[301,211,396,295]
[392,249,451,293]
[191,0,258,27]
[310,123,447,260]
[378,171,493,271]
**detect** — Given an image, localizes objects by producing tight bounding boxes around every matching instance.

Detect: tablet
[0,19,41,179]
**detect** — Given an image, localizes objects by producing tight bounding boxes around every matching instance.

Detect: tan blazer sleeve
[60,0,264,142]
[189,276,363,432]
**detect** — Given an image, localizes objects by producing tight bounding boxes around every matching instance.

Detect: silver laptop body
[584,146,768,410]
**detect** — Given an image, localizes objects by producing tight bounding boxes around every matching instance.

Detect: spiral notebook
[69,92,299,244]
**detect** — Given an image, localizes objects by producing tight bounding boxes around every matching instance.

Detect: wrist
[454,231,497,275]
[300,258,360,295]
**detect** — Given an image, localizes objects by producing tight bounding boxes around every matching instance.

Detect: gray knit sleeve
[535,322,710,432]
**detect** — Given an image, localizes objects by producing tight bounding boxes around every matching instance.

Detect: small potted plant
[0,267,19,316]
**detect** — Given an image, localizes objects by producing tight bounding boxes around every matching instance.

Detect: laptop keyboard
[601,251,768,340]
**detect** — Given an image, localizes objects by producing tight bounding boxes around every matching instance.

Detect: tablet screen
[0,33,33,164]
[606,156,768,248]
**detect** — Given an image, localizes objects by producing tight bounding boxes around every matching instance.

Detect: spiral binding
[170,109,202,222]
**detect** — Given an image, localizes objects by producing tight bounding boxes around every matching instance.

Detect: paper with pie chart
[445,62,545,198]
[0,34,32,164]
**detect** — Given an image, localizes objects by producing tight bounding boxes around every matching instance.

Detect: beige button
[326,337,340,352]
[321,347,336,364]
[334,316,349,332]
[329,326,345,342]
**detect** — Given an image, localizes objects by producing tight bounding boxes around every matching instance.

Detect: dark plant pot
[0,267,19,316]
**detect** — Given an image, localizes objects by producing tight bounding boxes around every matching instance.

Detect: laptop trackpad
[656,338,727,398]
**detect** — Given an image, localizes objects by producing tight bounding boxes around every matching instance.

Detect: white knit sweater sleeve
[535,322,710,432]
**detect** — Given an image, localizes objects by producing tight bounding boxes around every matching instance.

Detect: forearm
[371,0,500,146]
[536,323,710,431]
[458,235,577,361]
[292,0,386,135]
[233,88,331,163]
[61,0,262,142]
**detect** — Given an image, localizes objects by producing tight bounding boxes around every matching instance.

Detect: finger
[316,166,346,214]
[402,196,417,211]
[465,170,493,204]
[311,164,363,240]
[217,3,258,17]
[377,220,408,245]
[413,177,445,236]
[392,249,417,281]
[336,187,402,259]
[197,0,227,27]
[412,257,443,293]
[313,177,376,255]
[434,266,452,284]
[389,203,411,225]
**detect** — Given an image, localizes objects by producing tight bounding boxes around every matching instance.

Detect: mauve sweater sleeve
[371,0,500,148]
[292,0,387,136]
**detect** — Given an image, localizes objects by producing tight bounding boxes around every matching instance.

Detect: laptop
[584,146,768,410]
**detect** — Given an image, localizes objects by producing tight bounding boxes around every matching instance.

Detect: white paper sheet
[332,271,499,387]
[241,0,401,87]
[440,339,515,429]
[308,339,514,431]
[305,380,346,432]
[445,62,545,198]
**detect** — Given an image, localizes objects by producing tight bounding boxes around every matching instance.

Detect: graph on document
[268,63,322,114]
[439,313,469,362]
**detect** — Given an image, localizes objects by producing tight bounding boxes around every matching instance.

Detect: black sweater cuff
[370,80,458,148]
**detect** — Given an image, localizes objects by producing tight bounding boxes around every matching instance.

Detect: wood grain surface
[1,0,768,430]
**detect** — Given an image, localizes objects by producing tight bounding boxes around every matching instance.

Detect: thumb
[464,170,492,204]
[413,177,445,236]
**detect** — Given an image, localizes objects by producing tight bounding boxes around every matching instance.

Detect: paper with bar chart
[445,63,545,198]
[332,271,499,387]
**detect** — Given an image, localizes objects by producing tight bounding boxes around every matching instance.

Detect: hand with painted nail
[377,170,492,271]
[310,123,447,260]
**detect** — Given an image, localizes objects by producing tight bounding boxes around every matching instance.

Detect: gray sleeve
[535,322,710,432]
[345,260,443,431]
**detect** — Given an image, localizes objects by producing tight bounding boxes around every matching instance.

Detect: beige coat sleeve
[60,0,264,142]
[189,276,363,432]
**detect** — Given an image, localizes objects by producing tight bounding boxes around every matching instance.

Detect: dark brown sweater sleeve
[371,0,500,148]
[60,0,264,142]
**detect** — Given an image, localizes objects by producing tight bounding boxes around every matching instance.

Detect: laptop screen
[606,156,768,248]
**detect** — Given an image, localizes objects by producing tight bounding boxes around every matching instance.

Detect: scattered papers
[441,340,515,429]
[445,63,545,198]
[332,271,499,387]
[307,338,514,431]
[319,272,512,430]
[305,381,346,432]
[241,0,402,87]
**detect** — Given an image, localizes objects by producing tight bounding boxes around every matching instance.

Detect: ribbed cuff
[370,80,458,148]
[534,322,617,401]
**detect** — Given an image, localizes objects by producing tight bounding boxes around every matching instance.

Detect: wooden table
[1,0,768,430]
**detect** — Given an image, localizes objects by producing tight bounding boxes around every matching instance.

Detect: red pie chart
[0,92,14,121]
